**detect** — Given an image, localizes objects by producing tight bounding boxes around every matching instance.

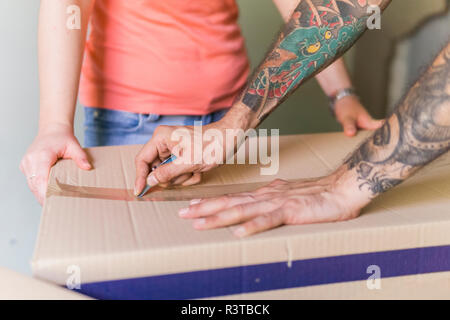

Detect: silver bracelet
[328,88,358,116]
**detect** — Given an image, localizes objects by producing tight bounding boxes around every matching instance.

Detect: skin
[273,0,382,137]
[20,0,94,205]
[135,0,390,194]
[21,0,377,205]
[180,42,450,237]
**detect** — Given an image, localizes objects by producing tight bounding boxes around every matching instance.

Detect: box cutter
[136,155,177,198]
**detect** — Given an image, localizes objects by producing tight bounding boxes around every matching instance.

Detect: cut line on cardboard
[47,178,272,201]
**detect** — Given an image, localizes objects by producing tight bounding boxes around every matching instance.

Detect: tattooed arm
[134,0,392,192]
[272,0,383,136]
[343,42,450,198]
[181,42,450,237]
[233,0,391,128]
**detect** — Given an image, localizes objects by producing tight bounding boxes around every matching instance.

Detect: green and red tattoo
[238,0,391,123]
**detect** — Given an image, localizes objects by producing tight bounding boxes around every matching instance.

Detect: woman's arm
[20,0,94,205]
[38,0,93,128]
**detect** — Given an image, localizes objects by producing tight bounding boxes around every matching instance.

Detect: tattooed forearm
[345,42,450,197]
[237,0,391,124]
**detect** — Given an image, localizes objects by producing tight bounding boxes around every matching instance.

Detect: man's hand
[134,124,214,195]
[179,41,450,237]
[20,124,91,205]
[178,171,368,238]
[134,105,252,196]
[334,95,383,137]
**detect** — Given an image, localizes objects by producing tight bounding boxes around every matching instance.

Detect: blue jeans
[84,107,229,147]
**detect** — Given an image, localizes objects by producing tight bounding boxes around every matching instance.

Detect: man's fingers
[181,172,202,186]
[150,159,162,171]
[180,194,257,219]
[171,173,193,186]
[149,162,196,187]
[233,211,285,238]
[134,159,150,196]
[134,139,163,192]
[134,140,164,194]
[192,201,280,230]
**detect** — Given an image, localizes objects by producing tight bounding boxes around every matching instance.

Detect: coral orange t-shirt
[79,0,250,115]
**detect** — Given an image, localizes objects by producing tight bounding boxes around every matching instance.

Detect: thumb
[340,117,357,137]
[66,141,92,170]
[147,162,192,187]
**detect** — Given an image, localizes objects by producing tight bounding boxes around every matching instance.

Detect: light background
[0,0,449,274]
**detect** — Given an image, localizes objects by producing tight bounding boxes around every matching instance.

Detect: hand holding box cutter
[136,155,177,198]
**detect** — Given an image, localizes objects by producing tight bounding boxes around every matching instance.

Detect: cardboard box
[32,132,450,299]
[0,267,90,300]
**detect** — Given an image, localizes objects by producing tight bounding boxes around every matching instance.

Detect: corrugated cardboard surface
[32,132,450,299]
[0,267,90,300]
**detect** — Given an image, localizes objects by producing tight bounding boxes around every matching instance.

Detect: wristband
[328,88,358,116]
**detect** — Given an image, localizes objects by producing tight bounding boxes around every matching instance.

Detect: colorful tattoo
[238,0,391,122]
[346,43,450,196]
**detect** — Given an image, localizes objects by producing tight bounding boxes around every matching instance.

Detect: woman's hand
[334,95,383,137]
[20,124,91,205]
[178,170,369,238]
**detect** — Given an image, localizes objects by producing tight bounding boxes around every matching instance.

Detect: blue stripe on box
[76,245,450,300]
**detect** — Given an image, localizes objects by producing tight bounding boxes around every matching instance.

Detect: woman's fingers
[340,116,357,137]
[66,141,92,170]
[21,154,55,205]
[357,113,384,130]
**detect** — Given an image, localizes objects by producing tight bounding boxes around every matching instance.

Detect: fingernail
[133,186,139,197]
[82,160,91,169]
[147,174,159,187]
[234,227,247,238]
[193,218,205,228]
[190,199,201,205]
[178,208,189,217]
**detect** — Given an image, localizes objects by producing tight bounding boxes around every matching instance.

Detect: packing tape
[47,179,270,201]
